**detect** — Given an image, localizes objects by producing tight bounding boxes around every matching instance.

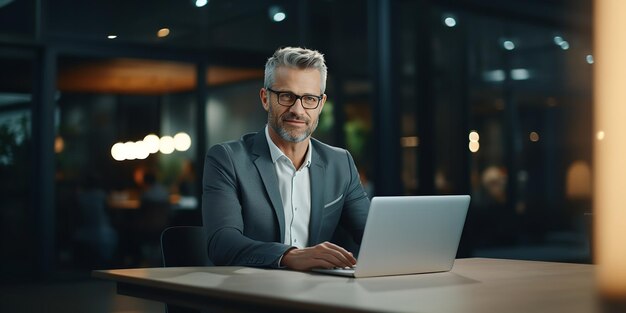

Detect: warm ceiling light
[157,28,170,38]
[111,142,125,161]
[174,132,192,151]
[469,131,479,142]
[143,134,160,153]
[159,136,175,154]
[123,141,138,160]
[107,35,117,39]
[530,132,540,142]
[469,141,480,153]
[134,141,150,160]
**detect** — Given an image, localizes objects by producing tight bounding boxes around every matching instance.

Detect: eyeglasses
[267,88,323,110]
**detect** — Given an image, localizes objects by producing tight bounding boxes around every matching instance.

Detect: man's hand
[280,241,357,271]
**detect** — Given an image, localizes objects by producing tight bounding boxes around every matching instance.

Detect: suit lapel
[308,144,326,246]
[251,132,286,242]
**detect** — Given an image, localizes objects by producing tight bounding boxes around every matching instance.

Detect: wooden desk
[93,258,599,313]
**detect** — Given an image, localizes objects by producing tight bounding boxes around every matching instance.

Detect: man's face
[261,66,326,143]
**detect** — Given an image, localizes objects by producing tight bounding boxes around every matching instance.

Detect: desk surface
[94,258,598,313]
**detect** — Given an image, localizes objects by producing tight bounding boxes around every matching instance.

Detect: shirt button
[294,239,297,243]
[295,207,298,211]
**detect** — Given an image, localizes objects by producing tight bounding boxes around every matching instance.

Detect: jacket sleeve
[202,144,292,268]
[339,150,371,244]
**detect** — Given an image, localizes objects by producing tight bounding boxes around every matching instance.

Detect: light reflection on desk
[107,190,197,210]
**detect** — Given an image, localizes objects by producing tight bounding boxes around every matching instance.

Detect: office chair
[136,200,171,266]
[160,226,213,267]
[160,226,213,313]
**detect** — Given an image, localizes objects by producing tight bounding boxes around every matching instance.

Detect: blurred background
[0,0,592,282]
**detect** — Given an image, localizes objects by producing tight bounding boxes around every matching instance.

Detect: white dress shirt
[265,125,312,249]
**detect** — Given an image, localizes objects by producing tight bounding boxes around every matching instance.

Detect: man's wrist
[278,247,297,268]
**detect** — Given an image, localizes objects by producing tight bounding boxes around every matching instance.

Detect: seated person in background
[139,171,170,230]
[137,171,171,265]
[202,47,370,271]
[74,174,117,267]
[141,171,169,204]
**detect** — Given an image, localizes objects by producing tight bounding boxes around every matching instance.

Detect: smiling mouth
[285,119,305,123]
[283,118,307,126]
[281,111,309,126]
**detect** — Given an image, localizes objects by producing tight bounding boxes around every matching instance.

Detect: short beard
[276,125,308,143]
[268,106,318,143]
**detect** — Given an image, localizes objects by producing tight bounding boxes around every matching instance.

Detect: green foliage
[344,119,369,163]
[318,100,334,132]
[0,114,31,193]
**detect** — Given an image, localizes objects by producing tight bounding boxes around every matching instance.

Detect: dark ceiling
[0,0,591,96]
[45,0,314,52]
[1,0,590,52]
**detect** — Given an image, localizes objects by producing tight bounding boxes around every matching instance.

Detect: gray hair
[264,47,328,94]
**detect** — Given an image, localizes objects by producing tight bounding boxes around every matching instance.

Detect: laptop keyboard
[330,265,356,274]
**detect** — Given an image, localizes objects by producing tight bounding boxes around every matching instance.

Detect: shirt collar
[264,125,312,168]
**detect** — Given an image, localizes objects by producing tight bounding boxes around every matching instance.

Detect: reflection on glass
[55,135,65,153]
[566,161,591,200]
[401,136,419,148]
[469,131,479,142]
[444,16,457,27]
[469,141,480,153]
[511,69,530,81]
[54,56,208,268]
[503,40,515,50]
[529,132,539,142]
[157,28,170,38]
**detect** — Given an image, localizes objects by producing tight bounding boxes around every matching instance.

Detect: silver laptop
[313,195,470,278]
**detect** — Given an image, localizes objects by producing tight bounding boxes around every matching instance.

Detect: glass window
[0,49,35,280]
[396,2,592,262]
[463,14,592,263]
[206,80,266,146]
[55,56,200,268]
[0,0,36,38]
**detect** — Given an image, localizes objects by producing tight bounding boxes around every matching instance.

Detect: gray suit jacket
[202,131,370,268]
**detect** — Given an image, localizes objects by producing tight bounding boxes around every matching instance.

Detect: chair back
[160,226,213,267]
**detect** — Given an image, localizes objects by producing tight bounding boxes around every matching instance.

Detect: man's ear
[260,88,270,112]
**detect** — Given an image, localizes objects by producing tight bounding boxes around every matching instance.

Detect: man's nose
[289,98,307,114]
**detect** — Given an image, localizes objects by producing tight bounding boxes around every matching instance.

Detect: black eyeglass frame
[266,88,324,110]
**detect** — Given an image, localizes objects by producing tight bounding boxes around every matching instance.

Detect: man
[202,47,370,271]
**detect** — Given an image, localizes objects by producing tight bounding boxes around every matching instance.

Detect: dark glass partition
[54,56,201,268]
[0,48,35,280]
[396,1,592,262]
